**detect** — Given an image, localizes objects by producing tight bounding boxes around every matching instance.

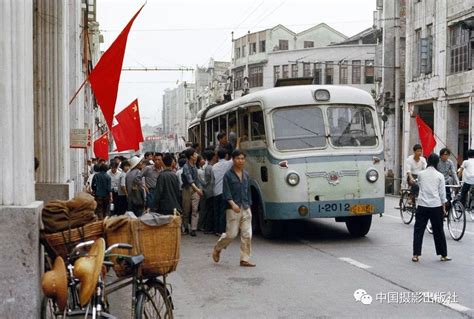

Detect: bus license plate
[350,204,374,215]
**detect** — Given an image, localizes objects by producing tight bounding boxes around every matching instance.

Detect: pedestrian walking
[154,154,182,215]
[212,148,233,235]
[212,150,256,267]
[107,162,121,215]
[202,150,217,233]
[116,160,130,215]
[140,152,163,212]
[412,153,451,262]
[126,156,146,216]
[181,148,203,236]
[91,163,112,219]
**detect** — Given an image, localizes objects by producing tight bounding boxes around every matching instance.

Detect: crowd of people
[85,136,256,267]
[406,144,474,263]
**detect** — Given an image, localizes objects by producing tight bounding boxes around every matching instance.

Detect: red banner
[88,4,145,128]
[416,115,436,156]
[93,132,109,160]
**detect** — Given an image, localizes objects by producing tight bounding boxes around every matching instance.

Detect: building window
[249,42,257,55]
[449,23,471,74]
[325,62,333,84]
[304,41,314,48]
[249,66,263,87]
[365,60,374,84]
[313,63,322,84]
[291,64,298,78]
[274,65,281,82]
[282,65,289,78]
[234,69,244,90]
[235,47,240,59]
[339,61,348,84]
[279,39,289,50]
[413,28,421,77]
[352,60,361,84]
[424,24,433,74]
[303,63,311,77]
[259,40,266,52]
[242,44,246,57]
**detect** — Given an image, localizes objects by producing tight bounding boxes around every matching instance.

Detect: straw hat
[42,257,68,311]
[129,156,143,170]
[73,238,105,306]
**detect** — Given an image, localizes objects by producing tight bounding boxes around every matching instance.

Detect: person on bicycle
[437,148,459,208]
[412,153,451,262]
[406,144,427,203]
[458,149,474,207]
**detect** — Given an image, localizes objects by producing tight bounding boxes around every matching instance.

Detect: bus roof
[200,85,375,121]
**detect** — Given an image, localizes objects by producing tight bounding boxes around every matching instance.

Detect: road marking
[442,302,471,313]
[339,257,372,269]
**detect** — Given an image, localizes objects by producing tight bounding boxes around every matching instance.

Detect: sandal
[440,256,452,261]
[412,256,419,262]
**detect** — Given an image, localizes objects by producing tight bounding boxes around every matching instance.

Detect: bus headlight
[286,172,300,186]
[366,169,379,183]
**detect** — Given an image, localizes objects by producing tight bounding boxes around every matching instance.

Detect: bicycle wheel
[399,191,414,224]
[448,200,466,241]
[426,220,433,234]
[41,297,60,319]
[135,279,173,319]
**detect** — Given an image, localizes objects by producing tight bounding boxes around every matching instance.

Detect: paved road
[109,196,474,318]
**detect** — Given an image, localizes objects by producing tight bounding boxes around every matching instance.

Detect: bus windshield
[327,105,377,147]
[272,106,326,151]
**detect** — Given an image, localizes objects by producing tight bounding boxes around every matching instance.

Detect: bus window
[251,110,266,141]
[327,106,377,147]
[239,112,250,142]
[206,121,212,147]
[273,106,326,150]
[219,115,227,135]
[228,112,238,149]
[212,118,219,146]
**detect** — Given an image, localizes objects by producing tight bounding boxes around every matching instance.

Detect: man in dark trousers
[92,163,112,219]
[181,148,203,236]
[212,149,255,267]
[154,154,182,215]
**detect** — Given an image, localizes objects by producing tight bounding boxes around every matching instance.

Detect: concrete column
[434,99,448,154]
[34,0,74,201]
[69,0,86,193]
[0,0,43,317]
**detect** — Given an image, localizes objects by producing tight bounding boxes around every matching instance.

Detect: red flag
[88,4,145,128]
[416,115,436,156]
[93,132,109,160]
[115,99,144,147]
[111,123,139,151]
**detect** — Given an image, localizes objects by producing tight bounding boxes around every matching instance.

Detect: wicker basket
[105,215,181,278]
[41,221,104,259]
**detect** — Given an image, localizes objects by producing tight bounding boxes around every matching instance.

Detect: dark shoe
[411,256,419,262]
[240,260,256,267]
[440,256,452,261]
[190,230,196,237]
[212,248,220,263]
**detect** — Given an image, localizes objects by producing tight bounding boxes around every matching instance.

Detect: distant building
[230,23,377,98]
[404,0,474,171]
[162,83,195,140]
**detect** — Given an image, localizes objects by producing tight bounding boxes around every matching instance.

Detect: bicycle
[462,183,474,222]
[41,239,174,318]
[399,185,417,224]
[426,185,466,241]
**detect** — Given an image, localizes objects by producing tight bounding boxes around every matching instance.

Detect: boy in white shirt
[458,149,474,206]
[406,144,427,200]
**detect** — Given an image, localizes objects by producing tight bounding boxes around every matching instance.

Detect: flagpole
[69,76,89,105]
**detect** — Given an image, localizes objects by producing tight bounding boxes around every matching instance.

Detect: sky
[97,0,375,127]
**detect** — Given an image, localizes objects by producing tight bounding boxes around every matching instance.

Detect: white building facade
[404,0,474,172]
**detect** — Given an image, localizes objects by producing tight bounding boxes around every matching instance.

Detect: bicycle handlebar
[105,243,133,255]
[70,240,95,257]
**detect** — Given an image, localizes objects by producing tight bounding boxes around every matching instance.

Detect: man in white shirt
[107,162,122,215]
[406,144,427,199]
[412,153,450,262]
[212,148,233,235]
[458,149,474,207]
